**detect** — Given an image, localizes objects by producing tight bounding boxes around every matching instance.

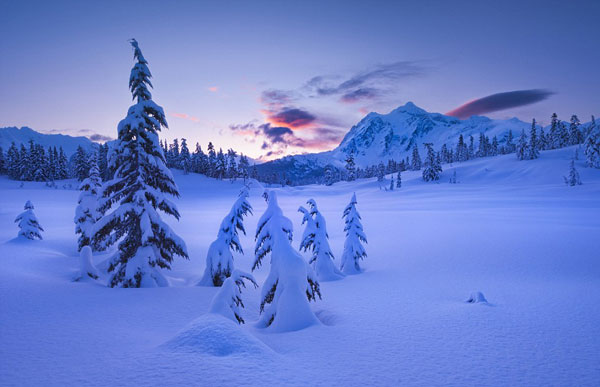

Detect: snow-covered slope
[0,126,97,156]
[1,146,599,386]
[258,103,596,181]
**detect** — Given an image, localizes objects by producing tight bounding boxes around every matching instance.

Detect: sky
[1,0,598,160]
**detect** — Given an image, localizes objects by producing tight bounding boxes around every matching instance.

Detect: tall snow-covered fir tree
[299,199,344,282]
[198,187,253,287]
[516,129,529,161]
[180,138,191,174]
[93,39,188,288]
[74,155,103,252]
[73,145,90,181]
[345,153,356,181]
[15,200,44,240]
[584,116,599,169]
[410,144,422,170]
[528,119,539,160]
[253,191,321,332]
[340,193,367,275]
[422,143,442,182]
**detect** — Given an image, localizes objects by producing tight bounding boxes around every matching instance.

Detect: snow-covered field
[1,146,599,386]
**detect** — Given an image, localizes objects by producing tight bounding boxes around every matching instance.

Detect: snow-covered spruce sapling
[396,171,401,188]
[15,200,44,240]
[340,193,367,275]
[209,270,258,324]
[564,159,582,186]
[199,187,253,286]
[74,156,103,252]
[299,199,344,282]
[74,245,100,281]
[93,39,188,288]
[253,191,321,332]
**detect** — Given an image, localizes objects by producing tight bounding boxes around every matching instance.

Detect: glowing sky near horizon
[1,0,598,160]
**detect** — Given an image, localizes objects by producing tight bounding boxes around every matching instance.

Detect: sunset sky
[1,0,598,159]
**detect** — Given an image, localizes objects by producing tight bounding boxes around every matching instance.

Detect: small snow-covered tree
[253,191,321,332]
[74,155,103,251]
[74,245,100,281]
[199,187,253,287]
[93,39,188,288]
[376,162,385,181]
[15,200,44,240]
[396,171,401,188]
[209,270,258,324]
[299,199,344,282]
[564,159,582,186]
[422,143,442,182]
[340,193,367,275]
[323,165,335,186]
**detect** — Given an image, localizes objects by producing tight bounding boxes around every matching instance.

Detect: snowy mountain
[257,102,595,182]
[0,126,97,156]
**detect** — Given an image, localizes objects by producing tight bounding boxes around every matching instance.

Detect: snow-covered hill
[1,146,599,386]
[257,102,596,182]
[0,126,97,156]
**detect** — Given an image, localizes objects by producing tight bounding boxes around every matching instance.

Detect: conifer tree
[376,162,385,181]
[74,155,103,252]
[569,115,583,145]
[528,119,539,159]
[549,113,560,149]
[7,143,19,179]
[180,138,191,174]
[74,245,100,281]
[238,155,250,182]
[208,270,258,324]
[215,148,227,179]
[299,199,344,282]
[584,116,600,168]
[410,144,422,170]
[516,129,529,160]
[227,149,238,180]
[73,145,90,181]
[422,143,442,181]
[564,159,582,186]
[504,130,515,154]
[389,176,394,191]
[199,187,253,287]
[253,191,321,331]
[93,39,188,288]
[396,170,401,188]
[324,165,335,186]
[456,134,468,161]
[345,153,356,181]
[15,200,44,240]
[340,193,367,275]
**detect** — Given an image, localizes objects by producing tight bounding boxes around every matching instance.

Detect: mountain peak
[391,101,427,115]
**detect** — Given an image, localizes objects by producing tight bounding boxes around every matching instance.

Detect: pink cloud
[208,86,218,92]
[171,112,200,123]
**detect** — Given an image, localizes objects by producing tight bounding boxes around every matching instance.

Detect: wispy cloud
[208,86,218,92]
[171,112,200,122]
[447,89,555,119]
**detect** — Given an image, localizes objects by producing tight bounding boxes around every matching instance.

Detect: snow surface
[1,146,600,386]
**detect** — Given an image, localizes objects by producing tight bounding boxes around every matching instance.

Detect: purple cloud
[447,89,555,119]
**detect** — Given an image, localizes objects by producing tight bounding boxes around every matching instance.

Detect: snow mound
[466,291,488,304]
[162,314,273,356]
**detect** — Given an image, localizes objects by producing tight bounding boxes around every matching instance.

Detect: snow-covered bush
[15,200,44,240]
[253,191,321,332]
[466,291,488,304]
[74,245,100,281]
[74,156,102,252]
[564,159,582,186]
[209,270,258,324]
[199,187,253,286]
[299,199,344,281]
[93,39,188,288]
[340,193,367,274]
